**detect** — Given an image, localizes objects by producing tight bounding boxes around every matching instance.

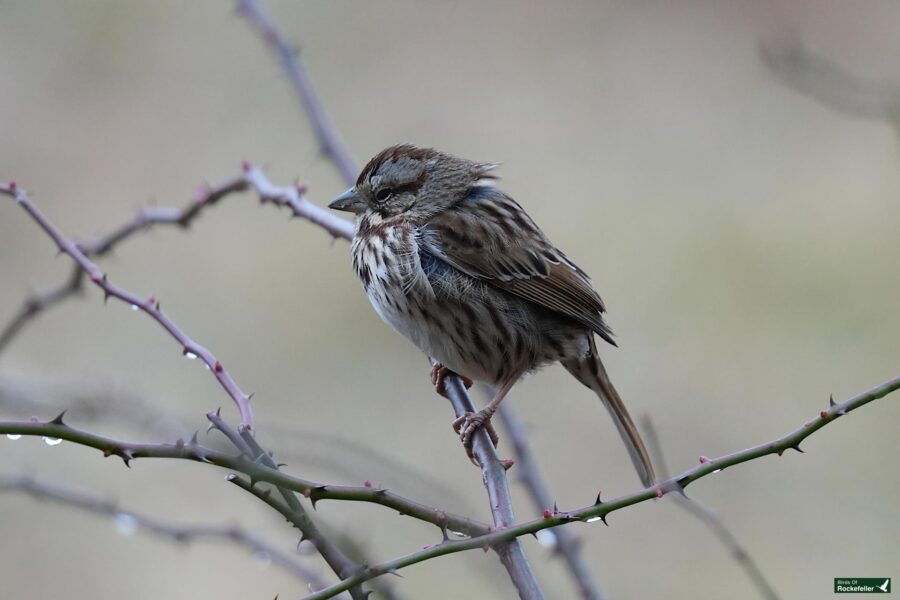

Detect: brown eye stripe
[391,171,428,196]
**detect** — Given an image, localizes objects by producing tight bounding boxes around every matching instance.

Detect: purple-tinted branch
[80,176,248,255]
[0,473,334,591]
[640,416,780,600]
[295,374,900,599]
[215,416,366,600]
[0,177,247,357]
[208,409,372,600]
[0,181,255,430]
[0,170,350,358]
[236,0,358,184]
[225,475,352,599]
[438,362,545,600]
[0,416,489,537]
[0,265,83,355]
[3,374,897,599]
[242,166,353,240]
[495,400,605,600]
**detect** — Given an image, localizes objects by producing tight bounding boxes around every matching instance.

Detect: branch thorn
[48,410,67,426]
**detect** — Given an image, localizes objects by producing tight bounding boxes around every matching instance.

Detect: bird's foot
[430,363,473,399]
[452,407,499,465]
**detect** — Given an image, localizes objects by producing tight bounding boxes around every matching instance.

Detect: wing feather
[418,186,615,344]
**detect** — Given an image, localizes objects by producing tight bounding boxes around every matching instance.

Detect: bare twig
[0,415,489,537]
[760,37,900,123]
[242,165,353,239]
[0,473,334,592]
[640,416,780,600]
[0,169,352,359]
[236,419,399,600]
[0,266,84,355]
[224,476,350,599]
[290,374,900,599]
[206,412,365,600]
[236,0,358,184]
[0,382,474,516]
[0,176,246,357]
[1,373,897,598]
[0,181,255,430]
[495,400,605,600]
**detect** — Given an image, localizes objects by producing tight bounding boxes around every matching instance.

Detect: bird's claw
[452,410,499,465]
[431,363,473,398]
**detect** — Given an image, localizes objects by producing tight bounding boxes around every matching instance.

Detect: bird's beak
[328,187,366,214]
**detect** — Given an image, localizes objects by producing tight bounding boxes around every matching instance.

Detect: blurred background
[1,1,898,599]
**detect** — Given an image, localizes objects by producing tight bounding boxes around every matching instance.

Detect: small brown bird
[329,145,655,487]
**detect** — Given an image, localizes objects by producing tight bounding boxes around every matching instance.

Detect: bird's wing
[418,186,614,343]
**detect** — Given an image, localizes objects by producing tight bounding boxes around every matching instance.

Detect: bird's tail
[562,340,656,488]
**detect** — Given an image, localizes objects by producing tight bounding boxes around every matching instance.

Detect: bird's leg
[431,362,473,398]
[452,373,521,465]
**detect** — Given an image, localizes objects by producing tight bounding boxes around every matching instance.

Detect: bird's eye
[375,188,393,202]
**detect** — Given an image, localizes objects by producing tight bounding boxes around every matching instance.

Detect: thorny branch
[0,15,562,600]
[0,473,334,593]
[0,175,245,357]
[0,414,488,538]
[278,375,900,599]
[205,411,366,600]
[439,366,543,600]
[0,181,255,431]
[495,398,605,600]
[0,176,467,599]
[3,5,895,599]
[640,417,780,600]
[3,374,895,599]
[0,169,351,359]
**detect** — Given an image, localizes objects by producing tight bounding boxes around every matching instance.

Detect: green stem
[0,417,489,538]
[297,374,900,599]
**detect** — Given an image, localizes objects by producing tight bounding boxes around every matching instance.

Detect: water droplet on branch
[42,437,62,446]
[114,513,139,535]
[536,530,557,548]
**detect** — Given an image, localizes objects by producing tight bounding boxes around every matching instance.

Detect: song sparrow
[329,144,655,486]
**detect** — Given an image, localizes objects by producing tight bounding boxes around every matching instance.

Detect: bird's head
[328,144,498,222]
